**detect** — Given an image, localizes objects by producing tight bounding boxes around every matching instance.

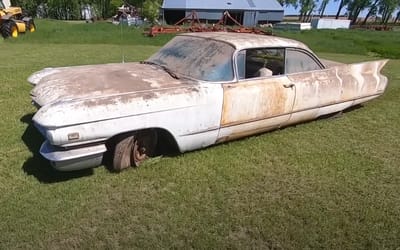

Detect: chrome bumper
[40,141,107,171]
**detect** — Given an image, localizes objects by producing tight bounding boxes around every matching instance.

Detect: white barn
[161,0,284,26]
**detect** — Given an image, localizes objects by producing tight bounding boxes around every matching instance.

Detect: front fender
[33,83,224,152]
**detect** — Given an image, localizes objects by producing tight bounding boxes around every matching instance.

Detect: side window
[237,50,246,80]
[285,49,322,74]
[237,48,285,79]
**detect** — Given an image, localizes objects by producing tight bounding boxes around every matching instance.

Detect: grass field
[0,20,399,249]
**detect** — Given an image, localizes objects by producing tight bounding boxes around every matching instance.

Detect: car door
[284,48,342,125]
[217,48,296,143]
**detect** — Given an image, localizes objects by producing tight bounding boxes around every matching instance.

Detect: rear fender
[336,59,389,100]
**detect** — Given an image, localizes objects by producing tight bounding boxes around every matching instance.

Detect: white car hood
[29,62,187,107]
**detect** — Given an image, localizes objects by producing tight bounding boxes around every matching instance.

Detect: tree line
[280,0,400,24]
[10,0,162,20]
[10,0,400,24]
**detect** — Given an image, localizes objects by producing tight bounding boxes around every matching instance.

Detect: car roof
[179,32,311,52]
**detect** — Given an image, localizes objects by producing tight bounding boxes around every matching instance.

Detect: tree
[127,0,145,7]
[362,0,379,24]
[10,0,43,16]
[277,0,298,7]
[142,0,161,24]
[335,0,350,19]
[395,9,400,23]
[46,0,80,20]
[378,0,399,24]
[319,0,330,17]
[10,0,127,19]
[347,0,372,24]
[298,0,316,21]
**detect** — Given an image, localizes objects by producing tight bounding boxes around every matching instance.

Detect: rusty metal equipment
[146,11,272,37]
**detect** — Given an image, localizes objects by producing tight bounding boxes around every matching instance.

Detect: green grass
[276,29,400,59]
[13,19,174,46]
[1,19,400,249]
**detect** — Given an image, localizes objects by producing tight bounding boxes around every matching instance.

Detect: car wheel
[1,21,18,38]
[112,130,157,172]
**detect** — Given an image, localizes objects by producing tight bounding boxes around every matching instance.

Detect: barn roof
[162,0,283,12]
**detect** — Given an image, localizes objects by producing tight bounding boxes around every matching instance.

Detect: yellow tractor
[0,0,35,38]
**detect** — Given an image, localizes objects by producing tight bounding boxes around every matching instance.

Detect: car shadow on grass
[20,113,94,183]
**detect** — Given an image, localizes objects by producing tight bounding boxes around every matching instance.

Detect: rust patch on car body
[221,76,294,127]
[218,59,388,143]
[219,76,295,142]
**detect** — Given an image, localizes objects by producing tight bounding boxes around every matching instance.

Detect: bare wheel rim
[131,132,156,167]
[120,137,134,168]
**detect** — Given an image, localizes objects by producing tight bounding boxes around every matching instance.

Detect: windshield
[147,36,235,82]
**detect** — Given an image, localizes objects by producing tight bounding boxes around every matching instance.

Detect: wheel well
[154,128,180,156]
[105,128,179,157]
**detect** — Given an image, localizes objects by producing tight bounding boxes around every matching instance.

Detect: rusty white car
[28,32,388,172]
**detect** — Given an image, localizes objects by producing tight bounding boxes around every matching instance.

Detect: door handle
[283,83,294,88]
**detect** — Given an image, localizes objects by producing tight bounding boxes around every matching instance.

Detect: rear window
[285,49,322,74]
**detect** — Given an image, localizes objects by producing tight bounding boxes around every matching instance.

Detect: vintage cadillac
[28,32,388,171]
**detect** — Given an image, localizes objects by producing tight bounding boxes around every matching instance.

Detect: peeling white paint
[143,78,161,88]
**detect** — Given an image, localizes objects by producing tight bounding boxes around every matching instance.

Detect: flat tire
[112,131,157,172]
